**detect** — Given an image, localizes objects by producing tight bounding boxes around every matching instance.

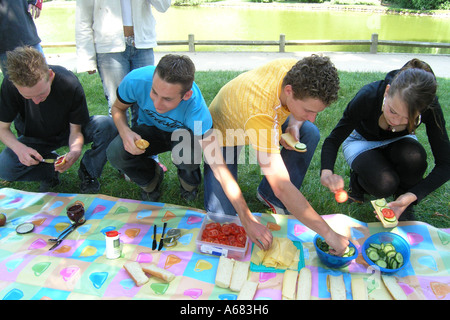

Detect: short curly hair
[282,54,340,106]
[6,46,49,87]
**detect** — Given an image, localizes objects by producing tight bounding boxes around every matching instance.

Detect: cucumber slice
[375,199,387,207]
[384,216,397,223]
[395,252,404,264]
[386,250,396,258]
[370,243,382,250]
[368,250,379,261]
[376,260,387,268]
[383,244,395,253]
[295,142,307,150]
[390,260,398,269]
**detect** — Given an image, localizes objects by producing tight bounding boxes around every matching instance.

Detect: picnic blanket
[0,187,449,300]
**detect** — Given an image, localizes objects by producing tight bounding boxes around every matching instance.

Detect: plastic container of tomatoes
[196,213,250,260]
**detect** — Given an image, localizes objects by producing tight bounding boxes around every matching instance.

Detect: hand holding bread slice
[281,133,307,152]
[135,138,150,150]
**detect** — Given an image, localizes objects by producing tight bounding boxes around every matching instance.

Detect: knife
[152,224,157,250]
[158,222,167,251]
[41,158,56,163]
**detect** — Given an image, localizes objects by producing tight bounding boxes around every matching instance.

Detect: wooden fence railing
[42,33,450,54]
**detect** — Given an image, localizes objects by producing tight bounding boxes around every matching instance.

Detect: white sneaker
[256,191,290,215]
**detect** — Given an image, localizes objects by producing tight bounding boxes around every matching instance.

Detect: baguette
[351,277,368,300]
[230,260,250,292]
[382,275,407,300]
[237,281,258,300]
[296,268,312,300]
[215,256,235,288]
[281,133,307,153]
[141,263,175,283]
[327,274,346,300]
[282,270,299,300]
[123,261,149,287]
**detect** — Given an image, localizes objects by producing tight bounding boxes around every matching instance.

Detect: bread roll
[327,274,346,300]
[135,139,149,150]
[282,270,298,300]
[351,277,368,300]
[237,281,258,300]
[141,263,175,283]
[124,261,149,287]
[382,275,407,300]
[215,256,235,288]
[296,268,312,300]
[230,260,250,292]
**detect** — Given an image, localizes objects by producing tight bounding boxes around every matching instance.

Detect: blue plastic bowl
[313,234,358,269]
[362,232,410,274]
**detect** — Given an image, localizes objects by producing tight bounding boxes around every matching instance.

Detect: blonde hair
[6,46,49,87]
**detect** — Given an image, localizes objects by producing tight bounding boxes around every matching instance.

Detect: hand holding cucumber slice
[281,133,307,153]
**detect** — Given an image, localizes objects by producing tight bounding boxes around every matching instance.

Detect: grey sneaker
[256,190,290,215]
[78,162,100,194]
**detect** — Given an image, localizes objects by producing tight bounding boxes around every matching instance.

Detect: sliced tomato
[207,228,220,238]
[381,208,395,219]
[205,222,220,230]
[221,224,232,235]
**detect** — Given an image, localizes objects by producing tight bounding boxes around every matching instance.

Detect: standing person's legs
[128,47,154,127]
[96,51,130,116]
[257,120,320,214]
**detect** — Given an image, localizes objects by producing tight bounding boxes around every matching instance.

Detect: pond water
[36,4,450,54]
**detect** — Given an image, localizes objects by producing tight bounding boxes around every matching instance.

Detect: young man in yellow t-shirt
[204,54,349,255]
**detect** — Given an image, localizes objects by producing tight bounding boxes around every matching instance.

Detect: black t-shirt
[0,65,90,143]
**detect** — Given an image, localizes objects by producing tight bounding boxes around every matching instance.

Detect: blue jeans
[96,44,154,126]
[0,115,117,182]
[0,43,44,75]
[106,125,202,189]
[203,119,320,215]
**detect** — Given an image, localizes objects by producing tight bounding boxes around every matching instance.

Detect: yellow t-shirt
[209,59,296,154]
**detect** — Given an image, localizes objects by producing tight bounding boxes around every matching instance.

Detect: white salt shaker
[105,230,121,259]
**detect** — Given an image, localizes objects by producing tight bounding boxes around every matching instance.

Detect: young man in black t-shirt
[0,46,117,193]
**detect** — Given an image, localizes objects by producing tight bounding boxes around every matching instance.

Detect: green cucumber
[365,241,405,270]
[368,251,379,261]
[375,199,387,207]
[395,252,404,264]
[295,142,307,150]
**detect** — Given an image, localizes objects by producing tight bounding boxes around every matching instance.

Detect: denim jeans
[0,115,117,182]
[96,44,154,126]
[106,125,202,189]
[203,119,320,215]
[0,43,44,75]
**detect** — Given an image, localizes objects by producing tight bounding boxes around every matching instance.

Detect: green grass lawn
[0,70,449,228]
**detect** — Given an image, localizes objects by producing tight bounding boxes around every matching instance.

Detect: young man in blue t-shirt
[106,54,272,250]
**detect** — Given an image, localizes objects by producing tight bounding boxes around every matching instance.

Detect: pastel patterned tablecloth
[0,187,449,300]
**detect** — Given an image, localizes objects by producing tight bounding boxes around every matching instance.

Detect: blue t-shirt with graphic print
[117,65,212,136]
